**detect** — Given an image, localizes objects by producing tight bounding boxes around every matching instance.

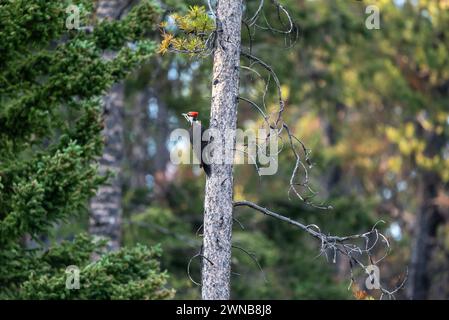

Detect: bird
[182,111,211,177]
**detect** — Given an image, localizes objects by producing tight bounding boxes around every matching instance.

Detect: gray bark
[408,171,442,299]
[152,89,171,200]
[201,0,243,300]
[89,83,124,251]
[323,103,347,279]
[408,131,445,299]
[89,0,129,251]
[95,0,128,20]
[127,89,152,191]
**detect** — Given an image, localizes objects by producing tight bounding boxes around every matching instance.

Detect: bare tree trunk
[95,0,128,20]
[408,172,442,299]
[408,131,445,299]
[323,103,347,279]
[152,89,171,200]
[127,89,152,191]
[89,0,129,251]
[201,0,243,300]
[90,84,124,251]
[324,102,345,195]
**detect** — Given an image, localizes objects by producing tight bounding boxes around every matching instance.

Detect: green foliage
[0,234,174,299]
[19,237,174,300]
[145,0,424,299]
[0,0,172,299]
[158,5,215,56]
[36,0,445,300]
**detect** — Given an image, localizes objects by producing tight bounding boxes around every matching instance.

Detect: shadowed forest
[1,0,448,300]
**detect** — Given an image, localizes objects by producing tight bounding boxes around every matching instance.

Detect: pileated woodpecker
[182,111,211,177]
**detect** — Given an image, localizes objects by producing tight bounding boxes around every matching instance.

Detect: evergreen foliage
[158,5,215,56]
[0,0,173,299]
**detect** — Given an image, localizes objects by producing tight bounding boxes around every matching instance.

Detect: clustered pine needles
[158,5,215,57]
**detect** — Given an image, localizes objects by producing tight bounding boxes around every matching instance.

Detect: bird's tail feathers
[203,164,211,177]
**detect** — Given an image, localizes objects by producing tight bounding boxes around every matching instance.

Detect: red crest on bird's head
[187,111,199,118]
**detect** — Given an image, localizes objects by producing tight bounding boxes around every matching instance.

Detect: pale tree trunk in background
[89,0,129,251]
[128,89,152,191]
[324,102,345,195]
[124,85,170,210]
[201,0,243,300]
[152,89,170,201]
[408,132,445,299]
[408,171,442,299]
[323,103,347,279]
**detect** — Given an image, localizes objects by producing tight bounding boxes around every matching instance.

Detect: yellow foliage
[387,156,403,174]
[398,140,412,156]
[157,32,174,55]
[385,126,400,142]
[281,85,290,100]
[356,157,375,170]
[295,113,322,141]
[404,122,414,138]
[343,69,358,85]
[436,111,449,124]
[416,153,442,171]
[233,184,257,203]
[443,168,449,183]
[234,184,244,201]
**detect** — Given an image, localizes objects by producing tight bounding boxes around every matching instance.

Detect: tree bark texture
[408,131,445,299]
[152,89,171,200]
[89,0,128,251]
[201,0,243,300]
[408,171,442,299]
[95,0,127,20]
[127,89,152,191]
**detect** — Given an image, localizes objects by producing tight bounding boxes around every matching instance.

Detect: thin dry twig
[232,244,268,283]
[234,200,407,298]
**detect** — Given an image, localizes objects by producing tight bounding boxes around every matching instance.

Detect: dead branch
[234,200,407,298]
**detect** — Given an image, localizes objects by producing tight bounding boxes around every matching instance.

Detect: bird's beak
[182,113,190,123]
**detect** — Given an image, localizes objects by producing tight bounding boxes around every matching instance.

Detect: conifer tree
[0,0,173,299]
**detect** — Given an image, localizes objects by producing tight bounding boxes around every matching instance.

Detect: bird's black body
[189,121,211,177]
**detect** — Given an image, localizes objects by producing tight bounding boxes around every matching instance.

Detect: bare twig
[232,244,268,283]
[234,200,407,298]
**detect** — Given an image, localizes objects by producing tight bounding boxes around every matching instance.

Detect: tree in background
[157,1,402,300]
[35,0,444,300]
[120,1,342,300]
[0,0,173,299]
[270,0,449,299]
[88,0,130,252]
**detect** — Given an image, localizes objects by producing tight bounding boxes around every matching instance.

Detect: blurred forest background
[1,0,449,299]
